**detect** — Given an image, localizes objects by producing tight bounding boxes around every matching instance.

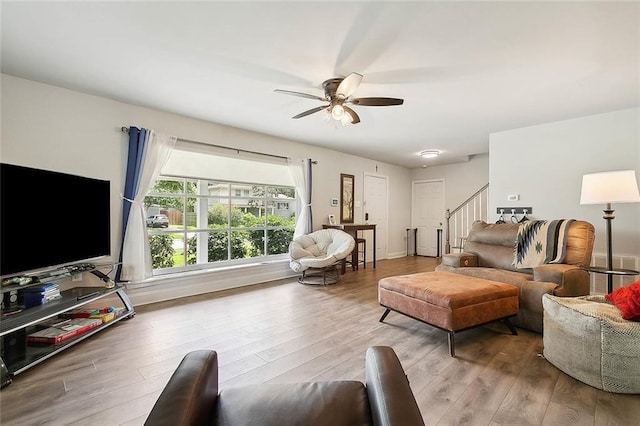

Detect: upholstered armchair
[144,346,425,426]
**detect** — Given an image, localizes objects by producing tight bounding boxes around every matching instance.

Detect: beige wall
[490,108,640,258]
[3,73,637,302]
[410,109,640,266]
[1,74,411,303]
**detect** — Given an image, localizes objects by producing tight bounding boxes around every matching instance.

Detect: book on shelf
[20,290,61,308]
[26,318,102,345]
[70,310,116,323]
[18,282,61,307]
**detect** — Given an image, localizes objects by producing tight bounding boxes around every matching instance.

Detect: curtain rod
[121,126,316,164]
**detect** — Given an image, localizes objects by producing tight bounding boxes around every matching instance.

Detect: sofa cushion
[217,381,372,426]
[462,220,595,273]
[562,220,595,267]
[464,221,521,272]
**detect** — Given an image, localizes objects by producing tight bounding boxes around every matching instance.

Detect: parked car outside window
[146,214,169,228]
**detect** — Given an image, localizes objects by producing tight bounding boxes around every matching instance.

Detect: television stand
[0,264,135,389]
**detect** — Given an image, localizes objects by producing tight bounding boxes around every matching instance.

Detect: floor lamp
[580,170,640,293]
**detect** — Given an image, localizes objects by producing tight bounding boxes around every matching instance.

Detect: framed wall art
[340,173,354,223]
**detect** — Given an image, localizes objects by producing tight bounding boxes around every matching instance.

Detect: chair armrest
[365,346,425,426]
[533,264,590,297]
[440,252,478,268]
[144,350,219,426]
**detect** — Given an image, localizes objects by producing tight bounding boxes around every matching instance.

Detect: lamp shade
[580,170,640,205]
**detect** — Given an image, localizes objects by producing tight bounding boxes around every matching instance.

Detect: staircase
[445,184,489,254]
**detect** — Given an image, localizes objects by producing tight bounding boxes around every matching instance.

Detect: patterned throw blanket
[514,219,574,269]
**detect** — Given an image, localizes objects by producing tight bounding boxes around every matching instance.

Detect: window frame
[145,175,296,276]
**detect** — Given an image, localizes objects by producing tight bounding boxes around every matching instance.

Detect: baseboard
[125,261,296,306]
[387,251,408,259]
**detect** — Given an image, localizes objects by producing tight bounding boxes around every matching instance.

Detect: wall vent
[589,253,639,294]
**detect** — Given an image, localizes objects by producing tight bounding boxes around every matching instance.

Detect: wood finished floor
[1,256,639,425]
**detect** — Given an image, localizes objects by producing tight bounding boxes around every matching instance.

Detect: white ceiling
[2,1,638,169]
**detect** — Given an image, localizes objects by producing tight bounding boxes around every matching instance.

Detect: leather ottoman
[378,271,519,356]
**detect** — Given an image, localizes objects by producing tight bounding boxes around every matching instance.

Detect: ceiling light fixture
[328,102,356,125]
[420,150,439,159]
[340,111,353,126]
[331,104,345,120]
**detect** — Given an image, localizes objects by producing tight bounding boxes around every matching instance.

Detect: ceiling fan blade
[292,105,329,119]
[336,72,363,98]
[350,97,404,106]
[274,89,326,102]
[342,105,361,124]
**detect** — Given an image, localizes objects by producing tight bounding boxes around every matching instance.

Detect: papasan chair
[289,228,356,285]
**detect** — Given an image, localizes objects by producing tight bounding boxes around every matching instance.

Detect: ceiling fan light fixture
[340,111,353,126]
[420,150,439,159]
[274,72,403,125]
[331,104,345,120]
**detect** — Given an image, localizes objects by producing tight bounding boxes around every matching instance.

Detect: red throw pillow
[605,279,640,321]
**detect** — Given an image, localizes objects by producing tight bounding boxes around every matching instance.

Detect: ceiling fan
[274,72,403,125]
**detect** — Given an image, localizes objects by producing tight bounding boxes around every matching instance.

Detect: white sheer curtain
[120,130,177,281]
[288,158,312,238]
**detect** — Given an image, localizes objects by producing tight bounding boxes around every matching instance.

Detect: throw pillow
[605,279,640,321]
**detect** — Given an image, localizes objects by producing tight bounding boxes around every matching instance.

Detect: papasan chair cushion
[289,228,356,273]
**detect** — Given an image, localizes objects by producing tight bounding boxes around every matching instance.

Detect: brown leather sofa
[436,220,595,333]
[144,346,425,426]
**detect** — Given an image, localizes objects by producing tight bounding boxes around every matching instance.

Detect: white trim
[387,250,408,259]
[363,172,389,261]
[125,260,296,306]
[411,178,446,256]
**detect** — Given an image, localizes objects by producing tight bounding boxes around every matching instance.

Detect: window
[143,141,298,275]
[144,177,296,274]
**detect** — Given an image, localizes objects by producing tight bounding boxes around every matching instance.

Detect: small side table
[583,266,639,293]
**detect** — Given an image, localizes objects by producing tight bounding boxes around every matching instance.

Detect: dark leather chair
[144,346,425,426]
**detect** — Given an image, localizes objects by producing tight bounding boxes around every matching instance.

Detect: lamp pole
[603,203,614,293]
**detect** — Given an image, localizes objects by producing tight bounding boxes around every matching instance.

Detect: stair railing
[445,183,489,254]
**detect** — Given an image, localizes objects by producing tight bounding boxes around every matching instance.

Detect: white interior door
[363,173,388,262]
[412,180,444,256]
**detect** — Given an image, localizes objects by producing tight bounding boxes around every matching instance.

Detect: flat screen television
[0,163,111,278]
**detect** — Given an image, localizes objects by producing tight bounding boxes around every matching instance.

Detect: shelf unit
[0,267,135,388]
